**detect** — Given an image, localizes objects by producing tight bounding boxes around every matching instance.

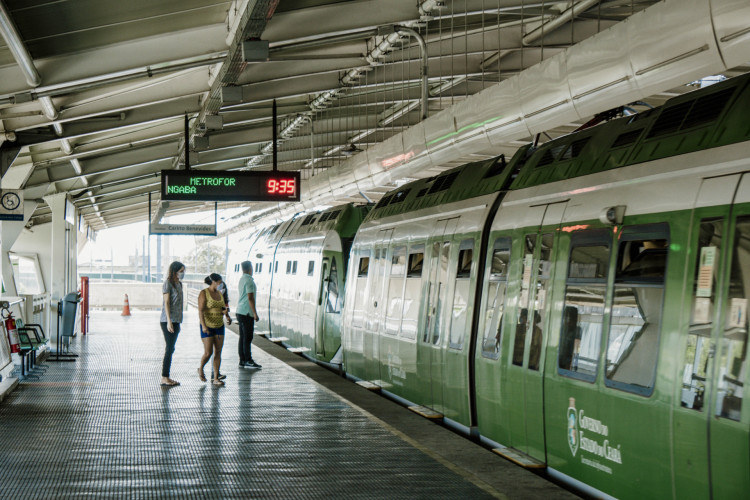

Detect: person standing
[198,273,228,386]
[236,260,261,369]
[160,261,185,387]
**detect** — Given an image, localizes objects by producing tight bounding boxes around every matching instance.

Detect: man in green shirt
[236,260,261,369]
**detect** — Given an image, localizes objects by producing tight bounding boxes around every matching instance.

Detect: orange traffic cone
[121,294,131,316]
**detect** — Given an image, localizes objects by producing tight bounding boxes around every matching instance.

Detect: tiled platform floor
[0,311,502,499]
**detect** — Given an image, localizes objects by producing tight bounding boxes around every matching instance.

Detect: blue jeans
[160,322,180,377]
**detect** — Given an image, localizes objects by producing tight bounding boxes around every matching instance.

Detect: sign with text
[0,189,23,221]
[161,170,301,202]
[150,223,217,236]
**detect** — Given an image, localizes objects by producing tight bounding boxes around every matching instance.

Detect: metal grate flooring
[0,311,497,499]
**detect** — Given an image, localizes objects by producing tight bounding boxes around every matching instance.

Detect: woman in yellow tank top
[198,273,228,386]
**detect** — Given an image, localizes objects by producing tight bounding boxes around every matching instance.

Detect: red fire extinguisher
[4,310,19,354]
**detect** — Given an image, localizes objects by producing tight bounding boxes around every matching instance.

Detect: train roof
[365,71,750,222]
[254,203,371,246]
[512,71,750,189]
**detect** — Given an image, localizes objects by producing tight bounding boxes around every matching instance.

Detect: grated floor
[0,311,497,499]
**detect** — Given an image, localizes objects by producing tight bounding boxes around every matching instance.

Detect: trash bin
[60,292,80,345]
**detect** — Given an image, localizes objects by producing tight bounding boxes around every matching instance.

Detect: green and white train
[229,72,750,499]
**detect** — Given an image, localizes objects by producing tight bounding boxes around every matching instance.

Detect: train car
[341,72,750,499]
[228,203,370,364]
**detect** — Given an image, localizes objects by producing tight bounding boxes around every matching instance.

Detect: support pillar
[42,193,75,340]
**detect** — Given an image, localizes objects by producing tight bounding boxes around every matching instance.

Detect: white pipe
[396,26,429,120]
[0,0,41,87]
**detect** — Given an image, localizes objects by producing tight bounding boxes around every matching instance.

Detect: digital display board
[161,170,301,202]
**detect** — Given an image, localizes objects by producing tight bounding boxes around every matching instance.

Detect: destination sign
[161,170,301,202]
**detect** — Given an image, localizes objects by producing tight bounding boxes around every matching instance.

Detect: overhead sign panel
[150,223,217,236]
[161,170,301,202]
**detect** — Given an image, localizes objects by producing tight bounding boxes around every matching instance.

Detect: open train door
[675,173,750,499]
[315,255,342,358]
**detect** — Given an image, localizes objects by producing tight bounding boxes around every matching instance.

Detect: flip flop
[160,381,179,387]
[197,368,207,382]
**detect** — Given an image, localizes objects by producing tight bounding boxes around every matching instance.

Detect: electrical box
[242,39,270,62]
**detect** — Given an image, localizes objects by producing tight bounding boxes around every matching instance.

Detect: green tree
[190,244,226,275]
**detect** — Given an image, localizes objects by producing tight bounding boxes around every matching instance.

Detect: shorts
[201,325,225,338]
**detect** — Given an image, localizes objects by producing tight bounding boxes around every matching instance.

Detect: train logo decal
[567,397,579,457]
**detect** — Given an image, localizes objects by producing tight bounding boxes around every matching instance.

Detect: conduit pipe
[396,26,429,120]
[0,1,40,87]
[231,0,750,227]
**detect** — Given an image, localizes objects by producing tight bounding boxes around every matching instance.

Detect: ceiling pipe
[394,26,429,120]
[0,1,41,87]
[522,0,601,46]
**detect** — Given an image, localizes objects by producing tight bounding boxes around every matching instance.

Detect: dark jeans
[237,313,255,363]
[160,322,180,377]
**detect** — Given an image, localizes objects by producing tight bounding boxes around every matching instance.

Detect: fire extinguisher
[4,309,19,354]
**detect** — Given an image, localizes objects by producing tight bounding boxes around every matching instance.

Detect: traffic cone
[121,294,131,316]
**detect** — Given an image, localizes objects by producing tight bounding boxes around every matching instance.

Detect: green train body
[231,73,750,498]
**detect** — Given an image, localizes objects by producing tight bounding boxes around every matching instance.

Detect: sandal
[212,379,225,386]
[197,368,207,382]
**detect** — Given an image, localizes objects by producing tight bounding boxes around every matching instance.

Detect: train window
[308,260,315,276]
[605,225,669,396]
[482,238,511,358]
[402,245,424,339]
[407,246,424,278]
[286,261,292,274]
[715,216,750,421]
[269,262,272,274]
[258,263,262,274]
[456,240,474,278]
[274,261,278,273]
[528,233,555,371]
[513,235,537,366]
[450,240,475,348]
[558,230,611,381]
[358,257,369,277]
[391,246,406,276]
[292,261,297,275]
[682,218,723,412]
[326,258,340,314]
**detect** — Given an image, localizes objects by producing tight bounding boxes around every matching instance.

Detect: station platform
[0,311,576,499]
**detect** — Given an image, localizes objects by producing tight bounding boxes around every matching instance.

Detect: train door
[674,174,750,499]
[315,255,342,358]
[364,229,392,384]
[315,258,329,355]
[418,218,458,412]
[507,202,565,460]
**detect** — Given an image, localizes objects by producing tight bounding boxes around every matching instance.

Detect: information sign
[161,170,301,202]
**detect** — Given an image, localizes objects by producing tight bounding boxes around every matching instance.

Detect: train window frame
[557,229,612,383]
[391,246,406,276]
[286,261,292,274]
[274,261,278,274]
[481,237,512,359]
[407,245,425,278]
[604,223,669,397]
[449,239,475,349]
[308,260,315,276]
[292,261,298,275]
[456,239,474,278]
[358,256,370,277]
